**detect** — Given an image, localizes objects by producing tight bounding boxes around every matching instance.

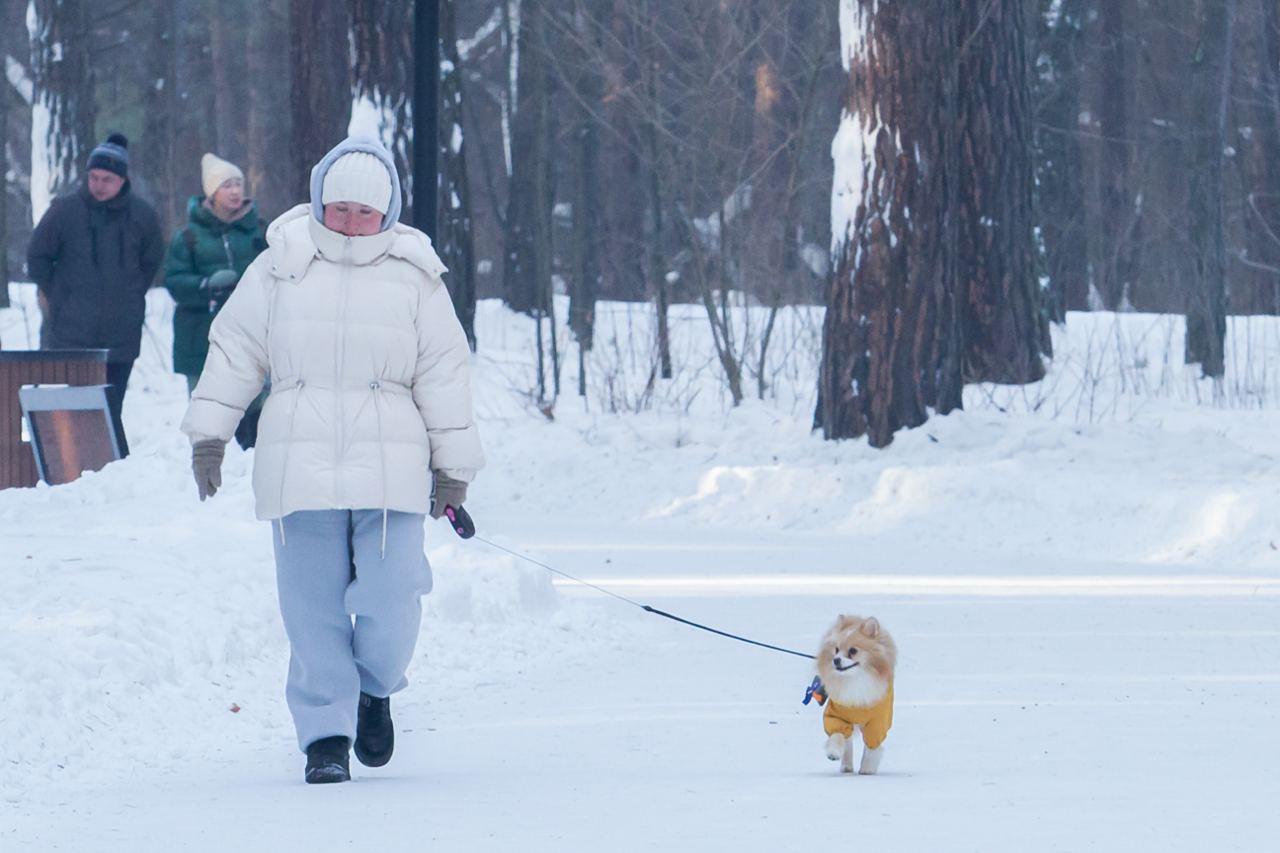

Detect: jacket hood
[263,204,447,284]
[308,135,402,233]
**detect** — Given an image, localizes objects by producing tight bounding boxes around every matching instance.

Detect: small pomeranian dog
[815,614,897,775]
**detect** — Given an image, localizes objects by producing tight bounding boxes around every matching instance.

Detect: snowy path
[4,289,1279,850]
[7,526,1277,851]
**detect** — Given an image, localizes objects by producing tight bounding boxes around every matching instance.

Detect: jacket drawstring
[370,380,389,558]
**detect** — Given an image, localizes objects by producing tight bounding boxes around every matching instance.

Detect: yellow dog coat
[822,682,894,749]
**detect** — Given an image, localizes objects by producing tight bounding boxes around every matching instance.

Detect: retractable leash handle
[444,505,475,539]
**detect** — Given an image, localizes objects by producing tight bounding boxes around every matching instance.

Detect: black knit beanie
[86,133,129,178]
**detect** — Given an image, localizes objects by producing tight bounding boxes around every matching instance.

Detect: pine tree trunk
[817,0,962,446]
[1185,0,1233,377]
[138,0,179,237]
[289,0,351,198]
[1083,0,1138,309]
[1235,0,1280,312]
[956,0,1049,382]
[247,0,292,219]
[350,0,412,213]
[638,0,672,380]
[1033,0,1090,320]
[3,0,32,294]
[503,0,550,316]
[1,55,9,310]
[209,4,249,162]
[439,0,477,348]
[646,149,673,381]
[567,9,602,393]
[29,0,97,204]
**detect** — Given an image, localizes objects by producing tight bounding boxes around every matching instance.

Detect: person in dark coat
[26,132,164,456]
[163,153,268,448]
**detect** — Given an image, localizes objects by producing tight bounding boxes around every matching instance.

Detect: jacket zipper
[334,238,352,505]
[211,233,237,314]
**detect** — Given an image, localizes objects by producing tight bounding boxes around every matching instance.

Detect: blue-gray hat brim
[309,136,402,233]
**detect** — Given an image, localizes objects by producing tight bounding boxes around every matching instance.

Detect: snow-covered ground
[2,283,1277,851]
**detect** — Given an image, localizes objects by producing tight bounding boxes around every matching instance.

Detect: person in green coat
[164,153,268,448]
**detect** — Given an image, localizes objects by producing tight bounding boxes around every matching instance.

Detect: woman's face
[323,202,384,236]
[212,177,244,213]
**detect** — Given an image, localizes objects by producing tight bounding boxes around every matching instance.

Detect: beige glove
[192,439,225,501]
[430,472,468,519]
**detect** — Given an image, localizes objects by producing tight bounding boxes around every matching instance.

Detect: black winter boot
[354,692,394,767]
[304,736,351,784]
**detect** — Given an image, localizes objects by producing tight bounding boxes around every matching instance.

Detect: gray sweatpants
[272,509,433,752]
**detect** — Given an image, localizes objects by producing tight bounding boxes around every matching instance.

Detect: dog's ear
[860,617,881,638]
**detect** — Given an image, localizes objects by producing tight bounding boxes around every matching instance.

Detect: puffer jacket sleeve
[163,229,209,308]
[26,198,64,294]
[137,201,165,287]
[412,279,484,482]
[180,259,272,443]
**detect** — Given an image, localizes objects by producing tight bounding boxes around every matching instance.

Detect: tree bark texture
[1230,0,1280,313]
[289,0,351,200]
[209,1,249,165]
[502,0,552,316]
[566,6,603,370]
[1185,0,1233,377]
[137,0,179,237]
[3,0,33,290]
[1081,0,1138,309]
[351,0,413,217]
[817,0,962,447]
[1032,0,1090,319]
[29,0,96,200]
[439,0,478,348]
[246,0,292,220]
[1,57,8,308]
[955,0,1049,382]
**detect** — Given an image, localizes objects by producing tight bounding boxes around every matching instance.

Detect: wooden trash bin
[0,349,109,489]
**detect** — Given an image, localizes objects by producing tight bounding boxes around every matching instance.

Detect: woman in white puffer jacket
[181,136,483,784]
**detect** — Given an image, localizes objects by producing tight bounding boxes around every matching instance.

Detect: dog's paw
[859,745,883,775]
[824,733,845,761]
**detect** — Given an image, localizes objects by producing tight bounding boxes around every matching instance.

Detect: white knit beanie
[201,153,244,198]
[321,151,393,214]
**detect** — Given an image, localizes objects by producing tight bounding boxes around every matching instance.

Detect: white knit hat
[201,153,244,198]
[321,151,393,214]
